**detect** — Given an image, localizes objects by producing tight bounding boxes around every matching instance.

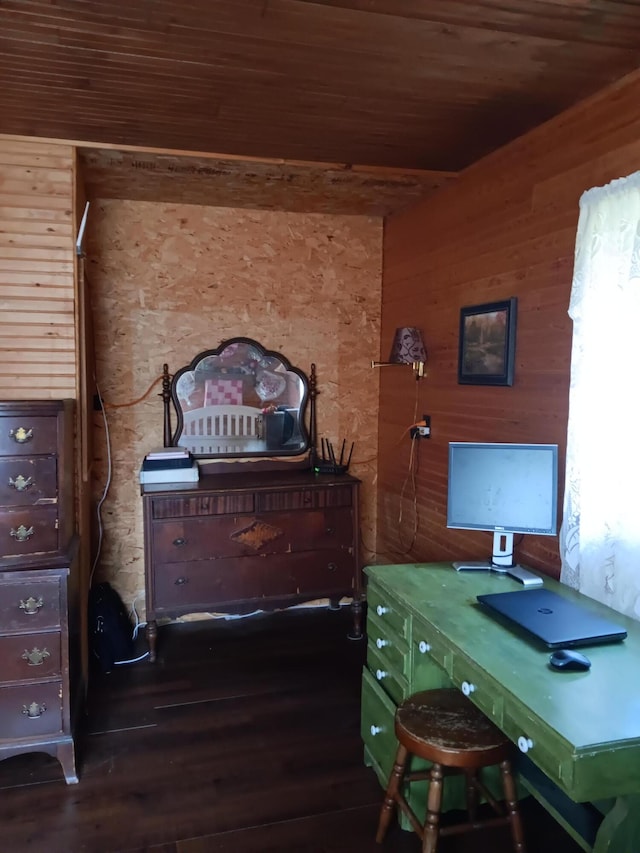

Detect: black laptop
[476,588,627,648]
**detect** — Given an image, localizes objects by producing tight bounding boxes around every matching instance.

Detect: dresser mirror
[162,337,314,459]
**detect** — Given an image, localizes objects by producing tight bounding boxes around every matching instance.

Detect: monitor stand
[452,532,544,586]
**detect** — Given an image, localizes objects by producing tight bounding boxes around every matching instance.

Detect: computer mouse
[549,649,591,671]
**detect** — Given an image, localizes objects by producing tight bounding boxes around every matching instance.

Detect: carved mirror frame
[162,337,316,463]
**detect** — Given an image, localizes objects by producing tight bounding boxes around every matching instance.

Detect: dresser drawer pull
[370,725,385,736]
[172,537,186,547]
[9,426,34,444]
[418,640,431,654]
[375,669,387,680]
[10,524,35,542]
[19,596,44,615]
[327,562,337,572]
[174,576,189,586]
[9,474,34,492]
[461,680,476,696]
[375,638,389,649]
[22,702,46,719]
[22,647,51,666]
[325,527,334,534]
[517,736,534,754]
[376,605,389,616]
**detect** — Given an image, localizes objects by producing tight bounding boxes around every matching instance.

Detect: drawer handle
[370,725,384,736]
[22,702,46,719]
[518,736,534,754]
[19,596,44,615]
[9,474,34,492]
[10,426,34,444]
[325,527,334,534]
[327,562,337,572]
[11,525,35,542]
[375,638,389,649]
[375,669,387,681]
[418,640,431,654]
[173,537,186,547]
[22,647,51,666]
[376,605,389,616]
[461,680,476,696]
[174,576,189,586]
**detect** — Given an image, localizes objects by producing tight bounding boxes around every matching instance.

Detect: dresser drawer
[152,550,356,613]
[0,416,59,457]
[366,582,410,642]
[0,576,62,632]
[0,680,64,740]
[256,485,353,511]
[150,492,256,520]
[153,508,353,562]
[0,632,61,683]
[0,506,60,558]
[0,457,57,506]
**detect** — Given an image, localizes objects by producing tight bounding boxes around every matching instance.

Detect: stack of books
[139,447,199,485]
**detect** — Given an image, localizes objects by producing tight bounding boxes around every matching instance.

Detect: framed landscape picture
[458,297,517,386]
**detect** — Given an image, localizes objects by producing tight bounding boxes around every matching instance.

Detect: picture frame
[458,297,517,386]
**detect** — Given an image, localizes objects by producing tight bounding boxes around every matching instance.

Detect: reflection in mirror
[165,338,311,459]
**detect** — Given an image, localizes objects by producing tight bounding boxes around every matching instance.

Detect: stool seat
[376,688,525,852]
[396,688,512,768]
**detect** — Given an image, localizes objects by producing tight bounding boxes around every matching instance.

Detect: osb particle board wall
[377,70,640,576]
[0,138,77,398]
[86,200,381,613]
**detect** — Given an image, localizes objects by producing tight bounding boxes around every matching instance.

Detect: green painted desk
[361,563,640,853]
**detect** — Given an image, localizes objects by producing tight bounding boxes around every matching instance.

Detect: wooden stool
[376,688,526,852]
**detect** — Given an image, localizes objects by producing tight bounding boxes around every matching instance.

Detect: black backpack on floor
[88,582,135,673]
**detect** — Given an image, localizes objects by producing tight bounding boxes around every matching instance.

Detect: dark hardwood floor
[0,606,584,852]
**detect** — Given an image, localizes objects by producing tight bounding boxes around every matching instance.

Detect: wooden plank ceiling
[2,0,640,214]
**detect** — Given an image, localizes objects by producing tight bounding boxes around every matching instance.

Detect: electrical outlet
[411,414,431,439]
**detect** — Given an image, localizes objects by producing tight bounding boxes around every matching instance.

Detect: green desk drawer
[367,610,411,679]
[366,581,410,642]
[411,619,454,673]
[367,641,408,704]
[502,699,575,795]
[361,666,398,782]
[450,652,505,721]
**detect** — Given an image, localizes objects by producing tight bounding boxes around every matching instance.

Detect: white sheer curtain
[561,172,640,620]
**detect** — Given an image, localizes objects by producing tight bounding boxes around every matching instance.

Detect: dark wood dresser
[0,400,80,784]
[141,468,362,661]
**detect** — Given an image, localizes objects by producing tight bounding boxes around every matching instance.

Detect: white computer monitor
[447,442,558,572]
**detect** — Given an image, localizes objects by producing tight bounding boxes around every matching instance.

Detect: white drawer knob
[376,605,389,616]
[518,736,534,754]
[376,669,387,680]
[376,638,389,649]
[418,640,431,654]
[370,725,383,736]
[461,681,476,696]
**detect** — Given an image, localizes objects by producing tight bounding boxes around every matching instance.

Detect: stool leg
[465,770,479,822]
[422,762,444,853]
[500,759,526,852]
[376,744,408,844]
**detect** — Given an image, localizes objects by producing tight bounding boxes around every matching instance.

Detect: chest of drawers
[142,469,362,660]
[0,401,79,784]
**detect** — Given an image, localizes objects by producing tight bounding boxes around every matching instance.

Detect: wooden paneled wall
[0,139,77,398]
[377,70,640,578]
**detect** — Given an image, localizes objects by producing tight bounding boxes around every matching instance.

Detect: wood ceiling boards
[2,1,640,213]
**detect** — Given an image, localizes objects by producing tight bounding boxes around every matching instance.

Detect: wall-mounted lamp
[372,326,427,380]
